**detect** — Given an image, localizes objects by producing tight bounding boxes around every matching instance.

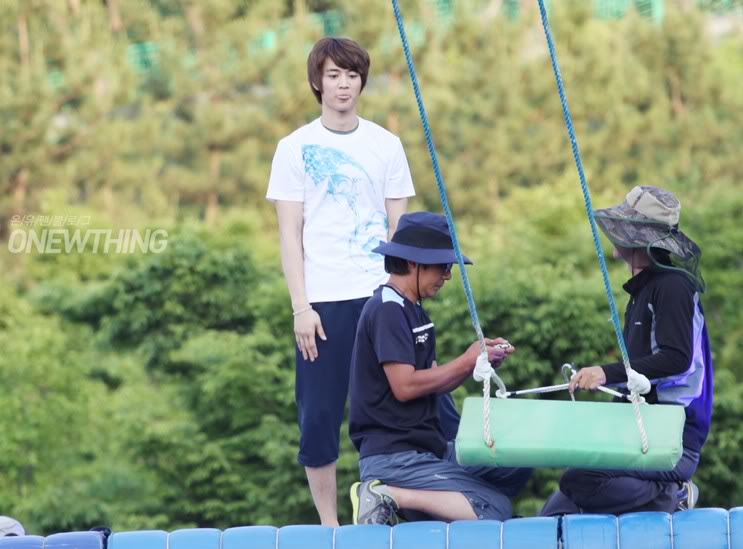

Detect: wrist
[293,305,313,317]
[291,297,310,309]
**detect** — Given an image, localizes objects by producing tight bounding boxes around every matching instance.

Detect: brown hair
[307,38,370,104]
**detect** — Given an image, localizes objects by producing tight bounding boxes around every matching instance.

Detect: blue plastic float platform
[1,508,741,549]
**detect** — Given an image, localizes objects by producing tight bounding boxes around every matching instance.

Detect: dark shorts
[359,441,532,521]
[295,299,464,468]
[296,298,368,467]
[540,447,701,516]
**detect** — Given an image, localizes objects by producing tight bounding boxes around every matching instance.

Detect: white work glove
[627,370,651,395]
[473,353,496,382]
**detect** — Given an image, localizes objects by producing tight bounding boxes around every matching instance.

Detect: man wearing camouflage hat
[541,186,713,516]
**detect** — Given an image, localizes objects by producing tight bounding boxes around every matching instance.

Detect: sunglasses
[437,263,453,274]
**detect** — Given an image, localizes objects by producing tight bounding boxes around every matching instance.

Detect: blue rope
[535,0,632,371]
[391,0,486,349]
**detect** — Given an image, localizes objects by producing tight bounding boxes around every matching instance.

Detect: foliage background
[1,0,742,533]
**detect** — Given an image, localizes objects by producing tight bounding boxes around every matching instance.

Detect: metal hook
[562,363,577,402]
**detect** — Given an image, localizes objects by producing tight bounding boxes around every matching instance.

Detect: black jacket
[601,267,713,453]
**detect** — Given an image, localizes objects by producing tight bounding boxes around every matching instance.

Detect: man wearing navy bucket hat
[348,212,532,525]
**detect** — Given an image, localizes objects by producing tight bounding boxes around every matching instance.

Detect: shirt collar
[622,265,664,295]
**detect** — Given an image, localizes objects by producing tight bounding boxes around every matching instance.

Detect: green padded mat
[456,397,685,470]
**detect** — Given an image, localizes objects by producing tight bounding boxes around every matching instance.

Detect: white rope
[474,338,494,449]
[474,347,509,450]
[620,358,650,454]
[629,390,650,453]
[483,375,493,448]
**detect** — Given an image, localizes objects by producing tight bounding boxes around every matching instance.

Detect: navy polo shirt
[349,284,448,459]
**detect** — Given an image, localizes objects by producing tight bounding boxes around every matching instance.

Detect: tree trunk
[205,191,218,226]
[172,191,180,218]
[667,71,686,117]
[484,0,503,19]
[294,0,307,18]
[185,4,205,72]
[294,0,307,37]
[94,77,109,103]
[13,168,29,215]
[205,150,221,225]
[387,73,400,134]
[185,5,204,50]
[68,0,81,17]
[4,167,29,239]
[106,0,123,34]
[490,176,499,218]
[103,184,114,218]
[18,13,30,76]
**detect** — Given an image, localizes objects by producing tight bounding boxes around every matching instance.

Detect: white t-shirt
[267,117,415,303]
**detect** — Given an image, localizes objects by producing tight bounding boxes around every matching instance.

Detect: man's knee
[297,408,342,467]
[466,491,513,521]
[503,467,534,497]
[540,490,581,517]
[559,469,606,506]
[299,446,339,468]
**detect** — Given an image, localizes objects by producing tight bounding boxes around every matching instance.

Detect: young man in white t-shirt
[266,37,416,526]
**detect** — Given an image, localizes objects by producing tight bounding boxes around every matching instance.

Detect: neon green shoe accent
[350,479,398,525]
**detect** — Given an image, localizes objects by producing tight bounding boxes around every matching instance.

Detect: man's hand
[465,337,515,367]
[627,370,651,395]
[464,338,495,365]
[294,308,327,362]
[489,337,515,367]
[473,354,494,382]
[568,366,607,394]
[472,338,515,382]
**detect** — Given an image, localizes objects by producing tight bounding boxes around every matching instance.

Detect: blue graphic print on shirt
[302,144,388,272]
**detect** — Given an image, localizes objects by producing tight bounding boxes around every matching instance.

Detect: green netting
[697,0,740,13]
[503,0,520,19]
[429,0,454,18]
[127,42,159,74]
[456,397,685,470]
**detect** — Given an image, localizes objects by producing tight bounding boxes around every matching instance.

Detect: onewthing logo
[7,215,168,254]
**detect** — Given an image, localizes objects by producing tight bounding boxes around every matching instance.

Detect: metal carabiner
[562,363,578,402]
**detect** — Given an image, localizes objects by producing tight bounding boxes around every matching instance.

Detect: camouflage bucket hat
[595,186,700,262]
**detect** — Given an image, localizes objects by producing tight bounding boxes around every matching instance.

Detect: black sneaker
[350,480,399,525]
[676,480,699,511]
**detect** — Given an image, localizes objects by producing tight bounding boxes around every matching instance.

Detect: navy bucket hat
[373,212,472,265]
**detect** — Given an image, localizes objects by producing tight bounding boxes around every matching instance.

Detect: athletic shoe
[350,479,399,525]
[676,480,699,511]
[0,516,25,537]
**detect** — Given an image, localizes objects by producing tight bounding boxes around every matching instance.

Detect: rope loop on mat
[483,376,493,448]
[391,0,506,451]
[536,0,649,454]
